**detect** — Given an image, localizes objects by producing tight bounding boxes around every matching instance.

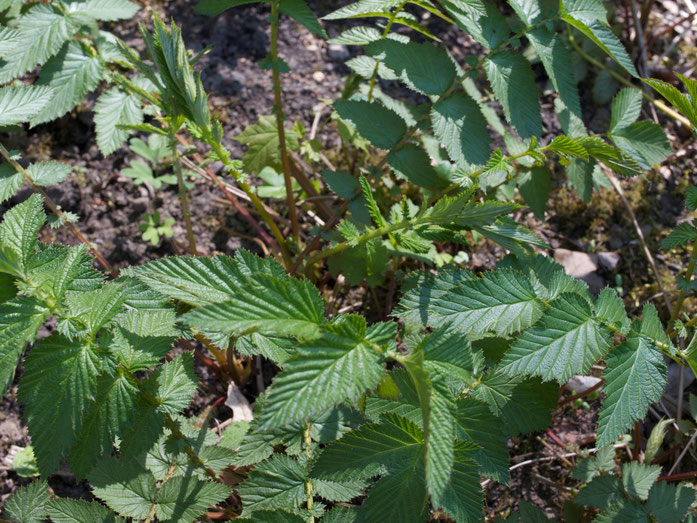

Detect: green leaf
[609,88,643,132]
[575,474,623,509]
[610,121,673,168]
[571,445,616,482]
[561,0,607,21]
[485,51,542,138]
[595,288,628,330]
[155,477,232,522]
[328,26,382,45]
[312,412,423,481]
[184,272,325,339]
[646,482,697,522]
[260,316,387,428]
[46,498,125,523]
[431,91,490,166]
[622,462,661,500]
[95,87,144,156]
[547,135,589,160]
[238,454,307,514]
[685,186,697,211]
[387,144,444,188]
[518,166,551,219]
[142,353,198,416]
[0,85,54,126]
[235,114,300,173]
[19,334,100,475]
[31,42,103,126]
[3,480,51,523]
[473,372,557,435]
[0,194,45,275]
[423,269,545,337]
[67,282,126,334]
[440,0,508,49]
[26,161,72,186]
[89,456,157,519]
[323,0,403,20]
[12,445,39,477]
[0,163,23,204]
[661,222,697,249]
[500,293,611,384]
[644,418,671,465]
[366,39,456,96]
[280,0,327,38]
[580,137,642,177]
[596,499,650,522]
[0,4,79,83]
[597,326,667,446]
[438,442,484,523]
[333,100,407,150]
[236,511,306,523]
[455,397,509,483]
[528,27,581,118]
[644,78,697,128]
[195,0,262,15]
[0,297,47,394]
[562,14,638,77]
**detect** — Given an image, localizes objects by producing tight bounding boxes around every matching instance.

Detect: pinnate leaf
[3,480,51,523]
[0,86,53,126]
[67,0,139,21]
[95,87,144,156]
[46,498,125,523]
[661,222,697,249]
[238,454,307,514]
[0,163,23,204]
[431,91,490,166]
[333,99,406,150]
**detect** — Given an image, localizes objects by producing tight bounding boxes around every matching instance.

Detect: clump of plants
[0,0,696,521]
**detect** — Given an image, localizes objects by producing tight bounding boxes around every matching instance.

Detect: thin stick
[270,0,299,240]
[170,130,197,255]
[558,379,605,406]
[667,429,697,476]
[0,144,117,277]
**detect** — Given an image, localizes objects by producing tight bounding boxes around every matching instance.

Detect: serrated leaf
[280,0,327,38]
[438,441,483,523]
[528,27,581,118]
[597,326,667,446]
[595,287,628,329]
[3,480,51,523]
[238,454,307,514]
[333,100,406,150]
[194,0,261,15]
[19,334,100,475]
[95,87,144,156]
[562,0,607,21]
[184,273,325,339]
[46,498,125,523]
[580,137,642,176]
[662,222,697,249]
[0,193,45,275]
[562,14,638,77]
[328,25,381,45]
[155,477,231,522]
[260,316,387,429]
[440,0,508,49]
[89,456,157,519]
[571,445,616,482]
[644,418,672,465]
[685,186,697,211]
[26,161,72,186]
[0,4,79,83]
[366,39,456,96]
[67,282,126,334]
[312,412,423,480]
[142,353,197,416]
[622,462,661,500]
[425,269,545,337]
[610,88,643,132]
[473,372,557,435]
[485,51,542,138]
[455,397,509,483]
[646,481,697,522]
[575,474,623,509]
[610,121,672,168]
[236,333,292,365]
[548,135,589,160]
[431,91,490,166]
[519,166,551,219]
[500,293,611,384]
[30,42,103,126]
[323,0,403,20]
[0,297,48,394]
[596,499,650,522]
[235,114,300,173]
[0,162,23,204]
[67,0,138,20]
[644,78,697,128]
[386,143,444,188]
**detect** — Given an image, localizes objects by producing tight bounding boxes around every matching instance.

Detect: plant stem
[0,143,117,277]
[270,0,299,241]
[169,130,197,255]
[568,34,692,128]
[668,237,697,328]
[207,140,293,268]
[304,220,410,273]
[367,2,407,100]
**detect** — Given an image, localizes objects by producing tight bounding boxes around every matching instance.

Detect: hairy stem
[0,143,117,277]
[568,34,692,128]
[169,130,198,255]
[270,0,299,240]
